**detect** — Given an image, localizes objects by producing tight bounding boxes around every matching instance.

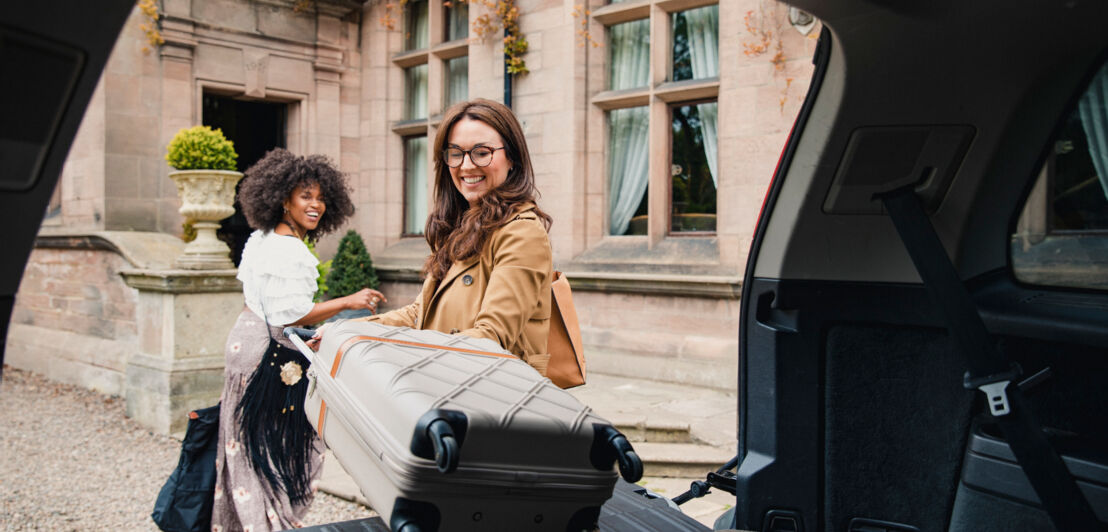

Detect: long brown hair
[423,99,552,280]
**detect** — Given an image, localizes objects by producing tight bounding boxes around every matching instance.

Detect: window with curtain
[405,0,429,51]
[445,1,468,41]
[672,5,719,82]
[394,1,468,239]
[1013,59,1108,289]
[405,64,428,120]
[671,102,717,232]
[605,17,650,236]
[608,19,649,91]
[404,136,428,235]
[608,106,649,235]
[602,2,719,237]
[445,56,468,108]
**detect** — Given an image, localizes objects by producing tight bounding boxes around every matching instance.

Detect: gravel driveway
[0,366,375,530]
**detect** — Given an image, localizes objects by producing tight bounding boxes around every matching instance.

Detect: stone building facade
[11,0,818,399]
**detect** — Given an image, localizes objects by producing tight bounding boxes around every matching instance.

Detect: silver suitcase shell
[287,320,641,532]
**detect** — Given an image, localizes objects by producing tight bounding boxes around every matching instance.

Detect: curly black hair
[237,148,355,241]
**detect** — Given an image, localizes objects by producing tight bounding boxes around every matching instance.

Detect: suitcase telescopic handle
[284,327,317,341]
[283,327,320,368]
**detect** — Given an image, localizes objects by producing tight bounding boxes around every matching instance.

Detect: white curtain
[609,19,649,91]
[405,64,428,120]
[407,0,429,50]
[446,56,468,108]
[606,19,651,236]
[405,136,428,235]
[1078,63,1108,199]
[447,2,468,41]
[609,107,650,235]
[684,5,719,186]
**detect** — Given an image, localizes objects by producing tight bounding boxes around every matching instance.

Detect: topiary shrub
[165,125,238,170]
[326,230,379,298]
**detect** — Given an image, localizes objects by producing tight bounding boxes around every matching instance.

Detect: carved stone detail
[168,169,244,270]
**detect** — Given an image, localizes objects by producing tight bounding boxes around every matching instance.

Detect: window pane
[445,56,468,108]
[608,19,649,91]
[405,0,429,51]
[1013,62,1108,289]
[405,136,428,235]
[672,5,719,82]
[608,106,649,235]
[671,102,717,233]
[405,64,428,120]
[445,1,468,41]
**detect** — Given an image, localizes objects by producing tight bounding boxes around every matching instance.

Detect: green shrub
[304,238,332,303]
[326,230,379,298]
[165,125,238,170]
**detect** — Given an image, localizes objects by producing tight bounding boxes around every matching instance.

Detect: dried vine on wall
[475,0,528,74]
[138,0,164,53]
[742,0,796,112]
[571,4,600,48]
[381,0,529,75]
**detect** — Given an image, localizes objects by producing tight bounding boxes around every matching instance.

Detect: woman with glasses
[333,98,555,375]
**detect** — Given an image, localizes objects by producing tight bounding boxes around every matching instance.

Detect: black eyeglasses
[443,146,505,168]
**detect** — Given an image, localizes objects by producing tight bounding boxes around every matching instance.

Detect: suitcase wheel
[428,419,459,474]
[411,410,468,474]
[616,447,643,483]
[590,424,645,483]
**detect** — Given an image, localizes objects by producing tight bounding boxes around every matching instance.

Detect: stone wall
[8,246,138,395]
[6,231,186,395]
[6,231,244,435]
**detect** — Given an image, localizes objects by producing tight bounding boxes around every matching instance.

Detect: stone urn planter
[169,169,243,269]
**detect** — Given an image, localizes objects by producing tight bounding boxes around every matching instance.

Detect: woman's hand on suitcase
[344,288,388,314]
[306,323,328,351]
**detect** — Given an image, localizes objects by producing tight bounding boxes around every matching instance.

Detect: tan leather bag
[547,271,586,389]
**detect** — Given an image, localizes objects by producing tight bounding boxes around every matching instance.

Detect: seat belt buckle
[964,364,1022,417]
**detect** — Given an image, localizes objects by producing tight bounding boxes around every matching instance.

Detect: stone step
[632,441,736,479]
[611,416,696,444]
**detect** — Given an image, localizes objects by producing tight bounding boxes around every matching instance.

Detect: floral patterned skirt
[211,309,324,531]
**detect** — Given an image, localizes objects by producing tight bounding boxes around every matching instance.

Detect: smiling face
[447,117,513,207]
[282,182,326,234]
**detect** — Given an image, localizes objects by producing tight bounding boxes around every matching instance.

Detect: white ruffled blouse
[237,230,319,326]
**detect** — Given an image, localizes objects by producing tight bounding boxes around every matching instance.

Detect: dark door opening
[202,93,286,266]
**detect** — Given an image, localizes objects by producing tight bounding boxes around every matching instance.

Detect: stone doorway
[202,93,287,266]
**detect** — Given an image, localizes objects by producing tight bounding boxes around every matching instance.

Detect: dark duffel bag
[152,403,220,532]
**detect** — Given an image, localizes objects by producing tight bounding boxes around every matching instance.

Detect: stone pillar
[121,268,242,436]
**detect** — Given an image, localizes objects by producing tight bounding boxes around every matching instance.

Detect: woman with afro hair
[212,148,385,531]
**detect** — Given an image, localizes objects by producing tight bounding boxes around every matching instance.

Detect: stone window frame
[391,0,470,238]
[589,0,721,248]
[198,81,309,155]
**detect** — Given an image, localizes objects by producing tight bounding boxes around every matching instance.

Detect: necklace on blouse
[280,219,305,241]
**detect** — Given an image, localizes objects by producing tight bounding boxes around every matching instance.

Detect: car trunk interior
[736,1,1108,531]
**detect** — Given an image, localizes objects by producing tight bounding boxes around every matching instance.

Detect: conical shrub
[326,230,379,298]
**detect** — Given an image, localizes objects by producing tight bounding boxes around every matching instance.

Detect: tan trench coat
[363,204,553,375]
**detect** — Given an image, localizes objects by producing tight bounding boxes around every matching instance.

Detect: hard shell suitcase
[285,320,642,532]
